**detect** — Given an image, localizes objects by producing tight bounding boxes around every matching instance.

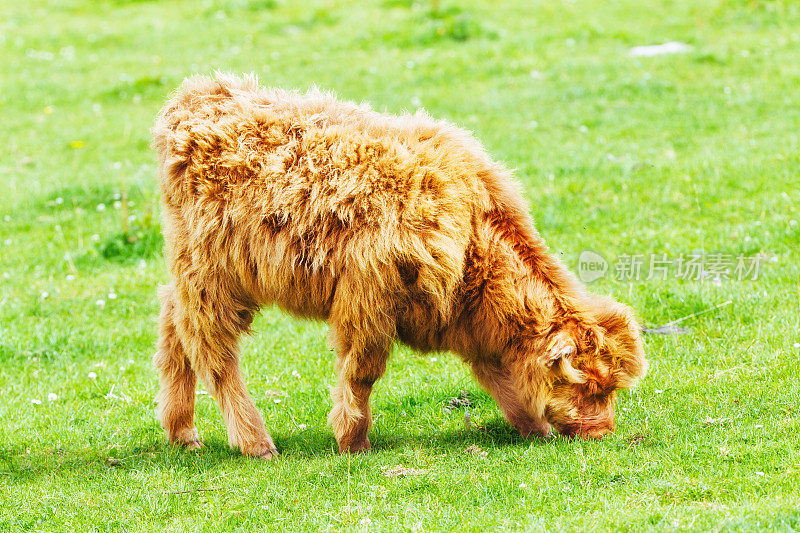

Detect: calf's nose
[580,427,610,440]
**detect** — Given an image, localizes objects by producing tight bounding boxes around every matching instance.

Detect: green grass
[1,0,799,530]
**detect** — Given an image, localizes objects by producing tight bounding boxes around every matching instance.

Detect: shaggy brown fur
[151,73,647,457]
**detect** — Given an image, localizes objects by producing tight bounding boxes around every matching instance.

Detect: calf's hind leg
[172,281,277,458]
[154,284,201,448]
[328,340,390,453]
[328,277,393,453]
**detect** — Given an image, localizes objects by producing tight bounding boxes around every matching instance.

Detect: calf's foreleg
[471,361,551,438]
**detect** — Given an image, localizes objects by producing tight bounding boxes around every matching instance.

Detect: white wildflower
[384,464,426,478]
[629,42,693,57]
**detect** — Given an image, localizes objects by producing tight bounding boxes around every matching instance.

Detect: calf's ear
[537,330,585,384]
[591,297,648,385]
[538,330,575,367]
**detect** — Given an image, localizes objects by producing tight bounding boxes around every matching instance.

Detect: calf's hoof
[185,439,204,450]
[171,428,204,450]
[243,439,279,459]
[338,435,371,454]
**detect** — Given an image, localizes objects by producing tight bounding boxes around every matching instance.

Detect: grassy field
[2,0,799,530]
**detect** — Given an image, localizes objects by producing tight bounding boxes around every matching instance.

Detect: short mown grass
[1,0,799,531]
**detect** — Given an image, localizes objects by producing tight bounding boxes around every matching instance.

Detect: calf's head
[526,297,647,439]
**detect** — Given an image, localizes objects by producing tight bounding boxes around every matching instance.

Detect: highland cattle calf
[151,74,647,457]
